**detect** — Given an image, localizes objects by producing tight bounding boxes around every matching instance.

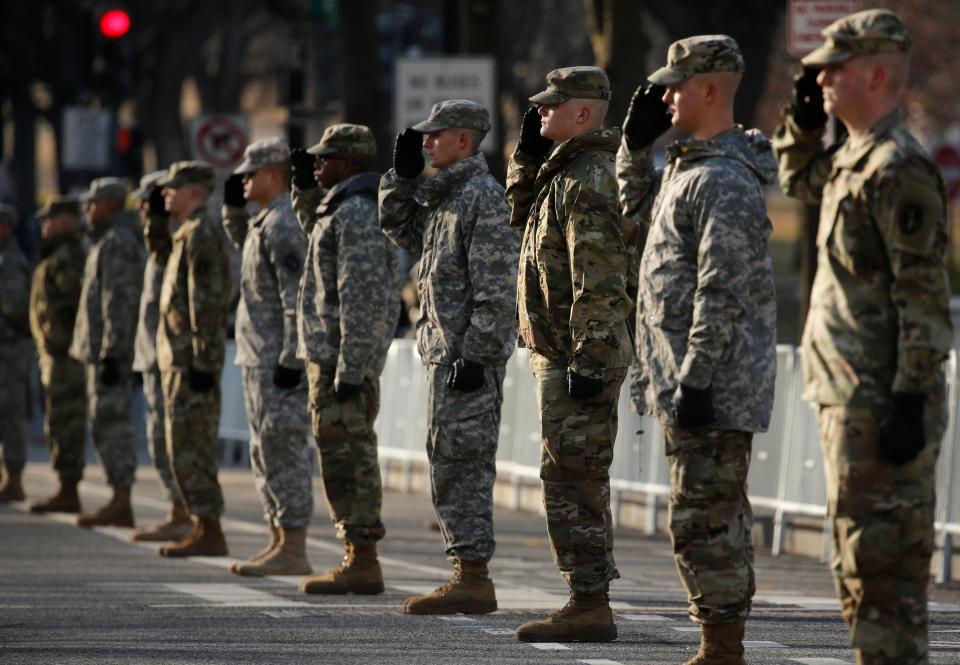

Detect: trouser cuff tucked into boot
[683,621,746,665]
[300,542,384,595]
[515,588,616,643]
[234,527,312,576]
[402,559,497,615]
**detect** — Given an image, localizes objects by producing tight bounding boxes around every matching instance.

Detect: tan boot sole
[516,623,617,643]
[159,543,228,558]
[402,599,497,615]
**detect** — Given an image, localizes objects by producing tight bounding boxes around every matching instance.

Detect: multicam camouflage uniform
[380,103,518,564]
[774,10,951,663]
[506,68,633,594]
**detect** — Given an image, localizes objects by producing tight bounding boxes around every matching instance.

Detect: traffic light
[98,9,131,39]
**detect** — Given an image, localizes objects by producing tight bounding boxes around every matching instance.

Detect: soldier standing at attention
[28,197,89,514]
[70,178,145,527]
[380,101,518,614]
[156,161,232,558]
[0,204,33,504]
[774,10,951,664]
[618,36,778,663]
[505,67,632,643]
[289,124,400,595]
[221,139,314,577]
[129,171,193,543]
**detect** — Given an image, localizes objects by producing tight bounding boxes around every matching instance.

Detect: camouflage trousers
[308,362,383,546]
[142,365,178,502]
[244,366,313,530]
[664,427,755,624]
[0,349,30,476]
[85,362,137,488]
[39,353,86,483]
[426,362,504,564]
[161,366,224,519]
[819,400,945,665]
[530,353,625,593]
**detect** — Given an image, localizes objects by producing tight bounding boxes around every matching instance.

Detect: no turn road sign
[188,115,249,170]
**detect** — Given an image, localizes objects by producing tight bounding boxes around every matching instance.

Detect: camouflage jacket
[774,109,952,405]
[223,193,305,369]
[293,173,401,382]
[69,211,145,363]
[30,231,86,357]
[157,208,231,373]
[506,127,633,378]
[133,212,171,372]
[379,152,518,367]
[0,234,32,347]
[617,127,778,432]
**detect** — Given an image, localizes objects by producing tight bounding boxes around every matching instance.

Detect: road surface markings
[164,583,310,608]
[579,660,625,665]
[615,613,673,621]
[744,640,789,648]
[791,659,852,665]
[528,642,570,650]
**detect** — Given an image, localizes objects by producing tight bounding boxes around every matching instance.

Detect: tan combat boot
[76,487,134,527]
[131,501,193,542]
[402,560,497,615]
[229,523,281,573]
[300,542,385,595]
[233,527,312,576]
[515,588,617,642]
[684,621,746,665]
[159,518,228,557]
[30,479,81,513]
[0,472,25,503]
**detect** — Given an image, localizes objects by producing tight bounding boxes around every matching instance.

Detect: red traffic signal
[99,9,130,39]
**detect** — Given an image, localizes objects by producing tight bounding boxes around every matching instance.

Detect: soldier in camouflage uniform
[380,100,518,614]
[288,125,401,595]
[506,67,633,643]
[0,205,33,504]
[70,178,145,528]
[221,138,314,576]
[156,161,232,558]
[129,171,193,542]
[28,197,88,514]
[618,37,778,663]
[774,11,951,664]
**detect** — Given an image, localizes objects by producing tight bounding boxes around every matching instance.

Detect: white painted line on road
[579,660,625,665]
[744,640,788,648]
[672,626,700,632]
[437,616,477,622]
[164,582,311,608]
[260,609,328,619]
[615,613,673,621]
[754,594,840,611]
[791,659,853,665]
[482,629,516,636]
[528,642,570,650]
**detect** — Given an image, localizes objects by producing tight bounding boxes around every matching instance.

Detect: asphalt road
[3,463,960,664]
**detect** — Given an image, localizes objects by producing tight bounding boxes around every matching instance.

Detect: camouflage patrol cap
[82,177,129,203]
[802,9,911,67]
[131,170,167,201]
[233,137,291,175]
[648,35,745,86]
[158,160,215,190]
[411,100,492,133]
[0,203,16,228]
[37,195,82,219]
[529,66,612,105]
[307,124,377,160]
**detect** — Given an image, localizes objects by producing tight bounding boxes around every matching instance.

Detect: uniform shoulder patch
[897,201,925,235]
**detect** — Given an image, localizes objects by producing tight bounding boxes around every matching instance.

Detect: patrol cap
[307,124,377,161]
[0,203,17,228]
[529,66,612,105]
[648,35,745,86]
[802,9,911,67]
[233,137,291,175]
[37,195,82,219]
[158,160,215,190]
[82,177,129,203]
[410,100,492,133]
[131,170,168,201]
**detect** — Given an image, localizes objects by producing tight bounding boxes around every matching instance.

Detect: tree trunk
[583,0,649,128]
[339,0,388,171]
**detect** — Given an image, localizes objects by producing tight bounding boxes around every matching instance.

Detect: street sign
[188,114,249,170]
[62,107,113,171]
[934,144,960,202]
[394,56,497,153]
[787,0,860,57]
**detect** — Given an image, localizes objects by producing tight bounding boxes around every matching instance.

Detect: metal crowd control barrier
[217,341,960,581]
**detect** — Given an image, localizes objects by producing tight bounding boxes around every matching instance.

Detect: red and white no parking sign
[188,115,249,170]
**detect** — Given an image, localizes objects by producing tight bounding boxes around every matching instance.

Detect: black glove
[672,384,714,429]
[622,83,672,150]
[518,107,553,159]
[876,393,927,465]
[335,379,364,402]
[791,67,827,132]
[99,357,121,387]
[273,365,302,389]
[224,174,246,207]
[148,185,167,217]
[290,148,317,190]
[567,368,604,400]
[188,367,217,393]
[446,357,485,392]
[393,129,425,179]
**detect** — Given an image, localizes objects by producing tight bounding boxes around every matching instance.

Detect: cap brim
[307,144,340,156]
[528,90,567,105]
[647,66,689,86]
[131,185,151,201]
[801,45,853,67]
[410,120,446,133]
[232,159,258,175]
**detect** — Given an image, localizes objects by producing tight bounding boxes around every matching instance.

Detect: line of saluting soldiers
[0,9,950,664]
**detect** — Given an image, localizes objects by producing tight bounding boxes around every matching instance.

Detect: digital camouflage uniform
[774,11,951,663]
[70,180,145,490]
[506,68,633,594]
[225,138,313,531]
[157,162,232,520]
[30,198,87,484]
[380,104,518,564]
